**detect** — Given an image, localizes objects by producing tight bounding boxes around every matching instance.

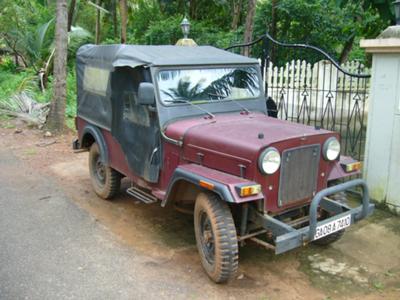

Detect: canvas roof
[76,44,258,69]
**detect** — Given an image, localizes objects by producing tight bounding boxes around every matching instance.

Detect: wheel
[313,186,347,246]
[194,192,238,283]
[89,142,121,199]
[313,228,344,246]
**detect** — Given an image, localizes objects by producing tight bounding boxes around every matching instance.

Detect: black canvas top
[77,44,258,69]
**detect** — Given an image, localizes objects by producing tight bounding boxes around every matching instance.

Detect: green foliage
[0,67,77,129]
[337,0,395,24]
[0,56,17,73]
[0,0,393,130]
[252,0,386,65]
[33,70,77,119]
[130,0,163,43]
[143,15,182,45]
[73,0,97,37]
[0,69,37,103]
[142,15,239,48]
[0,0,55,69]
[68,26,93,62]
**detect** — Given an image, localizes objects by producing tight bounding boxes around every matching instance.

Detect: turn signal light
[239,184,261,197]
[342,161,362,173]
[199,180,215,190]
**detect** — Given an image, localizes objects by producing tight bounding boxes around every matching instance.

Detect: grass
[23,148,37,156]
[0,58,77,130]
[372,281,385,291]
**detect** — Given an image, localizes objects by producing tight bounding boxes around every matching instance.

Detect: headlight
[259,147,281,174]
[323,137,340,161]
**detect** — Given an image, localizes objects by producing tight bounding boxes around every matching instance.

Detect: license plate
[313,214,351,240]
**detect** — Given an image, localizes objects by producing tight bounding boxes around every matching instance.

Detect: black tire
[313,228,344,246]
[194,192,239,283]
[89,143,121,199]
[313,188,347,246]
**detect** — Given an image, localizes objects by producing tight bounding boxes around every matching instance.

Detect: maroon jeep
[73,44,374,283]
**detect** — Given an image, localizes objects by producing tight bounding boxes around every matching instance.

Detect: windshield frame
[155,65,262,107]
[150,63,267,129]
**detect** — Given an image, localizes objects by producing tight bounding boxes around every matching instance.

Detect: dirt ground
[1,117,400,300]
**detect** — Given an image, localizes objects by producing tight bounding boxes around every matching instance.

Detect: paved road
[0,149,196,300]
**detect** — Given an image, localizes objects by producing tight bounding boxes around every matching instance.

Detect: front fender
[327,155,361,182]
[161,164,264,207]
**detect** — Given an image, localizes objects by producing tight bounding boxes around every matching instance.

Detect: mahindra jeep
[73,44,374,283]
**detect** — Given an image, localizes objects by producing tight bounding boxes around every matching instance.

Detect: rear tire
[194,192,239,283]
[89,143,121,200]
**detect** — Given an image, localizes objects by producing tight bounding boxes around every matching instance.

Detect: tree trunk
[95,0,101,44]
[339,34,355,64]
[189,0,197,20]
[113,0,118,40]
[270,0,278,38]
[270,0,278,62]
[243,0,256,56]
[231,0,242,31]
[67,0,76,31]
[47,0,68,132]
[119,0,127,44]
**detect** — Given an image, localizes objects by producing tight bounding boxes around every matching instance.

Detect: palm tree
[119,0,127,43]
[164,80,205,101]
[163,69,258,101]
[47,0,68,132]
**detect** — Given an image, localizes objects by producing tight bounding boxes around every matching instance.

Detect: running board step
[126,187,158,204]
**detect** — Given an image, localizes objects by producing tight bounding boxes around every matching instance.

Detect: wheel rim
[199,211,215,265]
[93,155,106,185]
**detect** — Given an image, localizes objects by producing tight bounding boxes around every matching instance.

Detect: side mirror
[138,82,155,105]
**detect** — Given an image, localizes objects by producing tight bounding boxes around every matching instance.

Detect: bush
[0,56,17,72]
[0,69,37,103]
[0,67,77,130]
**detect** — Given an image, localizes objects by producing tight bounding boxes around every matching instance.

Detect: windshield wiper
[226,98,251,114]
[207,93,251,114]
[165,99,215,119]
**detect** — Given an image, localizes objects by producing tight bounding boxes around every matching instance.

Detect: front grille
[278,144,320,207]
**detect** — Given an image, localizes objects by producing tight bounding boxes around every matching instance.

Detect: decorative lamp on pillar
[180,17,190,39]
[394,0,400,25]
[176,16,197,46]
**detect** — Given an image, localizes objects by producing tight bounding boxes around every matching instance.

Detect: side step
[126,187,158,204]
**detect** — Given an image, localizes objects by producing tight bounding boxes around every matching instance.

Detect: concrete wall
[362,36,400,213]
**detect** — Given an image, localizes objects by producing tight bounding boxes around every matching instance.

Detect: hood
[165,112,335,177]
[166,112,331,152]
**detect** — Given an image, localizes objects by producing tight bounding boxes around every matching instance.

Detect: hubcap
[94,157,106,184]
[199,212,215,265]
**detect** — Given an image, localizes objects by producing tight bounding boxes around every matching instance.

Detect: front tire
[89,143,121,199]
[194,192,238,283]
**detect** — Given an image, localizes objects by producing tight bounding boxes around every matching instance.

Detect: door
[110,66,161,183]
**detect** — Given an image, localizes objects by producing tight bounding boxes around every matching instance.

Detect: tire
[194,192,239,283]
[89,142,121,200]
[313,187,347,246]
[313,228,344,246]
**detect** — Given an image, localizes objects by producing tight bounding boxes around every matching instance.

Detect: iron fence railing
[226,33,371,162]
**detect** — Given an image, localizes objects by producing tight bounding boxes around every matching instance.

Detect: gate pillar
[361,26,400,213]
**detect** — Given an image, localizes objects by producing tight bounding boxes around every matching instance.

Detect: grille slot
[278,144,320,207]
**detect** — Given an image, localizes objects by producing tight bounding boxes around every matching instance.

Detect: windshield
[157,66,260,105]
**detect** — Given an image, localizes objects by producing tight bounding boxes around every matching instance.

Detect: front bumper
[249,179,374,254]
